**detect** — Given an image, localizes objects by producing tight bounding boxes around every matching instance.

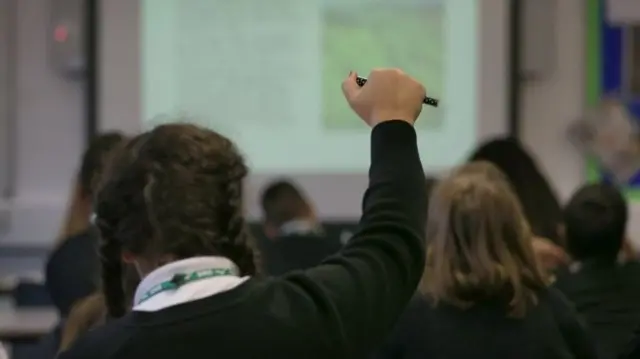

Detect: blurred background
[0,0,637,354]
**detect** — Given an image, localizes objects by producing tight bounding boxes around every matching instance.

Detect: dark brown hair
[469,137,563,245]
[57,132,127,243]
[94,123,258,318]
[421,162,547,317]
[79,132,128,197]
[564,183,628,261]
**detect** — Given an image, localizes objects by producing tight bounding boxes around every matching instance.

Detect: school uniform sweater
[372,290,598,359]
[58,120,427,359]
[261,230,343,276]
[554,260,640,359]
[46,230,100,316]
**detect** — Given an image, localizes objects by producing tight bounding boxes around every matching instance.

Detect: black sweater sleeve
[284,121,427,356]
[548,289,600,359]
[621,326,640,359]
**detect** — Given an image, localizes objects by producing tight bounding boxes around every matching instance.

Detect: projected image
[139,0,480,172]
[322,1,445,130]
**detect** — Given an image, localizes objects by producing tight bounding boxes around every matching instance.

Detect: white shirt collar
[279,219,322,236]
[133,256,248,312]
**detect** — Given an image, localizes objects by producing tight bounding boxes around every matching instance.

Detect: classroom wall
[520,0,640,243]
[521,1,585,202]
[0,0,84,251]
[1,0,632,254]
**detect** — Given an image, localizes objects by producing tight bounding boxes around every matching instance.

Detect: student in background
[12,134,127,359]
[46,132,127,317]
[58,266,140,354]
[16,266,140,359]
[469,138,563,244]
[258,179,342,275]
[59,69,428,359]
[554,183,640,359]
[373,161,597,359]
[469,138,568,271]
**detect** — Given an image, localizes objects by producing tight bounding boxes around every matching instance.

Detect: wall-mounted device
[49,0,86,79]
[519,0,556,80]
[607,0,640,25]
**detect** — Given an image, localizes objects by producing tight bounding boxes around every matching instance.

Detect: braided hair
[94,123,258,318]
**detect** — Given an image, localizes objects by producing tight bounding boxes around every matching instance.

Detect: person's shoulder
[256,271,353,315]
[58,314,134,358]
[621,260,640,273]
[536,286,584,325]
[392,294,433,330]
[620,325,640,359]
[405,293,432,313]
[47,230,99,269]
[58,230,98,249]
[538,286,570,305]
[551,262,605,293]
[276,232,337,243]
[275,233,342,253]
[551,266,579,290]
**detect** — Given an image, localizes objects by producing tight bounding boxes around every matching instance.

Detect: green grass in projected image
[322,4,444,130]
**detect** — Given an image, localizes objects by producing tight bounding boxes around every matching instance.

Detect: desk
[0,307,58,341]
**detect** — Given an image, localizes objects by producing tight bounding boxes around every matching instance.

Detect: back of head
[564,183,627,262]
[94,123,258,318]
[469,137,563,244]
[78,132,127,197]
[260,179,312,228]
[57,132,127,242]
[422,161,547,317]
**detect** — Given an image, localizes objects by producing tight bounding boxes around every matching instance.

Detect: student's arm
[548,289,600,359]
[286,120,427,356]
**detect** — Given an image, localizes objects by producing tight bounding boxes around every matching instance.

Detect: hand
[532,237,569,271]
[341,69,426,127]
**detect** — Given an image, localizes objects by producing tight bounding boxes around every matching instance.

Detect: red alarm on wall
[49,0,85,79]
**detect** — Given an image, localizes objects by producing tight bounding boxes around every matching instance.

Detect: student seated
[57,266,140,354]
[469,138,568,271]
[58,69,428,359]
[258,179,342,275]
[46,132,126,317]
[554,183,640,359]
[373,162,597,359]
[469,137,564,246]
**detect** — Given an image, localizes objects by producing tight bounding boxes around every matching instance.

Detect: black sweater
[373,290,598,359]
[58,120,427,359]
[46,230,100,316]
[554,261,640,359]
[261,232,343,276]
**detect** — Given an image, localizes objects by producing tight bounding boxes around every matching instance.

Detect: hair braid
[93,124,261,299]
[217,159,259,275]
[96,219,127,318]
